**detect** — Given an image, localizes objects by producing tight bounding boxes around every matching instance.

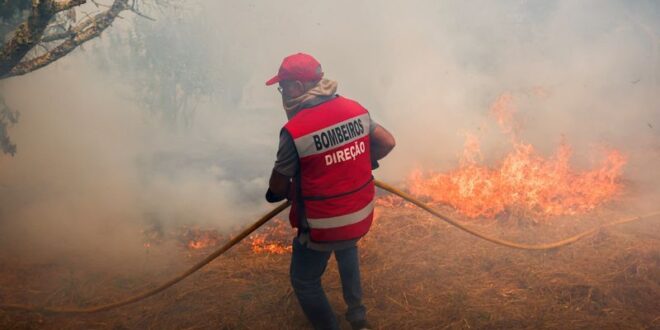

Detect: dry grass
[1,203,659,329]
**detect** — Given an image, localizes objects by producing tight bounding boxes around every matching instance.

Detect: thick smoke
[0,0,658,263]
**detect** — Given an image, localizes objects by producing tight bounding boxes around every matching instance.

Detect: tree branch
[2,0,129,79]
[52,0,87,13]
[0,1,57,76]
[0,0,89,77]
[41,29,76,43]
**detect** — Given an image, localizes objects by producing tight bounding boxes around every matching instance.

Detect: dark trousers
[290,237,366,330]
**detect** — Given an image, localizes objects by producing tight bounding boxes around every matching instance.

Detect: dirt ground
[1,202,659,329]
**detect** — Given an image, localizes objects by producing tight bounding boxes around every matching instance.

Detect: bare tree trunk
[0,0,133,80]
[0,0,86,77]
[5,0,128,79]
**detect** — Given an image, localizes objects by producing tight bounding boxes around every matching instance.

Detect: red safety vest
[283,96,375,242]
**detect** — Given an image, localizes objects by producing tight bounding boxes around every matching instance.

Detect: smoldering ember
[0,1,658,329]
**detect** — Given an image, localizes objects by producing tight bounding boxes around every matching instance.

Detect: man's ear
[295,80,305,92]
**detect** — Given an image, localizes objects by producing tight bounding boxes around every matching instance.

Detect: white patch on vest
[294,113,370,158]
[325,141,366,166]
[307,200,374,229]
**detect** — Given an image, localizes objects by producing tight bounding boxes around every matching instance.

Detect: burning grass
[409,93,627,221]
[3,89,647,328]
[0,201,658,329]
[139,218,293,255]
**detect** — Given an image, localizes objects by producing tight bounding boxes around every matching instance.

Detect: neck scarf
[282,79,338,119]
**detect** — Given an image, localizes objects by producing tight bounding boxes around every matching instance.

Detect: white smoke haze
[0,0,658,264]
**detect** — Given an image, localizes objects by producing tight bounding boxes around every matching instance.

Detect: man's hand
[266,169,290,202]
[266,188,286,203]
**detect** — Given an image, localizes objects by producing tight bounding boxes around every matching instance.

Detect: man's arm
[370,124,395,165]
[266,130,297,203]
[267,169,290,202]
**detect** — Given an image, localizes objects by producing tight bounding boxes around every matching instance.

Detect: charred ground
[1,199,658,329]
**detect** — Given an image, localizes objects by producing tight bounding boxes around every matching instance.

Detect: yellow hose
[0,201,291,314]
[374,180,659,250]
[0,180,657,314]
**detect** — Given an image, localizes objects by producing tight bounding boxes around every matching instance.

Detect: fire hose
[0,179,658,314]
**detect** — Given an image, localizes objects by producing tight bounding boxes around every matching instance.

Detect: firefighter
[265,53,395,330]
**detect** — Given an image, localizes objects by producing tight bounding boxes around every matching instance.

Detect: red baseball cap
[265,53,324,86]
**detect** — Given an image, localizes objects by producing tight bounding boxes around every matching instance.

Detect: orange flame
[376,195,404,208]
[181,227,221,250]
[490,92,518,137]
[375,195,415,210]
[409,93,626,219]
[248,218,292,254]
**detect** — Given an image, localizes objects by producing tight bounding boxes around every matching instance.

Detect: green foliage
[0,0,31,38]
[0,95,18,155]
[0,0,30,20]
[132,18,214,125]
[98,1,217,127]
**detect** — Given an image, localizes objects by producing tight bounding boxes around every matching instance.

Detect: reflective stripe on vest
[283,96,375,242]
[307,200,374,229]
[293,113,370,158]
